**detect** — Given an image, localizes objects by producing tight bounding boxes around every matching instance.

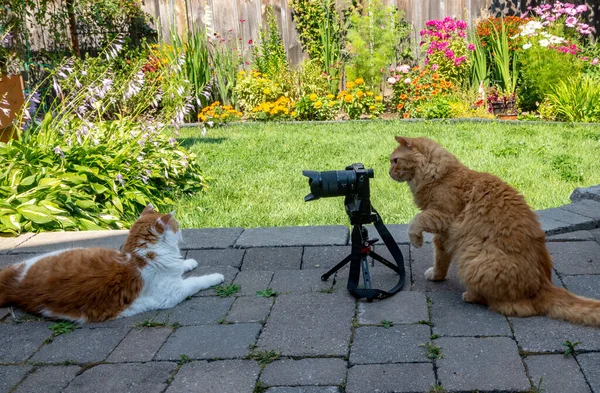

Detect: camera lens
[303,170,356,201]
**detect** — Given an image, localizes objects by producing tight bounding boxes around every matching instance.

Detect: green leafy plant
[469,33,488,91]
[293,92,337,120]
[210,30,243,106]
[547,75,600,122]
[420,342,443,360]
[530,377,545,393]
[552,154,584,182]
[319,0,343,94]
[428,384,448,393]
[256,288,277,298]
[381,320,393,328]
[234,70,284,112]
[253,6,287,79]
[289,0,336,62]
[178,354,192,365]
[134,319,168,328]
[49,321,78,336]
[345,0,409,89]
[215,283,241,298]
[489,20,519,97]
[562,340,581,357]
[338,77,384,119]
[415,95,452,119]
[249,349,280,365]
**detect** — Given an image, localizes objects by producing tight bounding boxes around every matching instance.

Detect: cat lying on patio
[390,136,600,327]
[0,205,224,323]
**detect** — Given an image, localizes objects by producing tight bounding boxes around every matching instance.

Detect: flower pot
[0,73,25,143]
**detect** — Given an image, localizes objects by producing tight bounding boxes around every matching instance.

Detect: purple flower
[53,146,65,158]
[576,4,587,12]
[115,173,125,186]
[431,64,439,71]
[566,16,577,27]
[141,175,148,184]
[168,137,176,147]
[444,49,455,59]
[468,43,475,51]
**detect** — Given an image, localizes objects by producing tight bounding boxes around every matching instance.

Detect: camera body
[303,163,376,225]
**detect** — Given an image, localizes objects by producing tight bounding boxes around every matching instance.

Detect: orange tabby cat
[0,205,224,323]
[389,136,600,327]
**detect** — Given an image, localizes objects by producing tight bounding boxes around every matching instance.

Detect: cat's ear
[155,213,173,233]
[395,136,411,148]
[141,204,155,215]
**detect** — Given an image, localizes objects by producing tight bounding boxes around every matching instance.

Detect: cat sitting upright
[389,136,600,327]
[0,204,224,323]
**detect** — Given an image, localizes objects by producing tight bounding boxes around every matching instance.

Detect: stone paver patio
[1,186,600,393]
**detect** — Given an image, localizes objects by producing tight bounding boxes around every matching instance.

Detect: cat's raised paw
[424,267,445,281]
[409,231,424,248]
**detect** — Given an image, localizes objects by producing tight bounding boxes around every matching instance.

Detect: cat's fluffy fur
[0,205,224,323]
[390,136,600,327]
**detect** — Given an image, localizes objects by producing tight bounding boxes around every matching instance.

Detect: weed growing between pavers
[420,342,443,360]
[381,320,393,328]
[178,354,191,365]
[253,381,268,393]
[529,377,546,393]
[248,349,280,366]
[256,288,277,298]
[134,319,169,328]
[562,340,581,357]
[428,383,448,393]
[45,321,79,343]
[215,283,241,298]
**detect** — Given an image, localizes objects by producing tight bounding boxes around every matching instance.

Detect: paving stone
[156,323,261,360]
[0,233,35,254]
[346,363,435,393]
[85,310,159,329]
[592,228,600,244]
[270,269,333,294]
[571,185,600,203]
[578,352,600,393]
[0,253,38,269]
[181,227,244,249]
[261,358,347,386]
[13,230,128,253]
[0,308,9,320]
[365,224,410,244]
[186,248,245,268]
[561,200,600,221]
[525,355,591,393]
[63,362,176,393]
[547,241,600,275]
[233,270,274,296]
[165,360,259,393]
[31,327,129,363]
[226,297,274,323]
[13,366,80,393]
[265,388,341,393]
[547,230,596,242]
[538,214,571,235]
[257,293,354,357]
[0,323,51,362]
[187,266,239,297]
[428,291,511,337]
[562,275,600,299]
[235,226,348,248]
[155,296,234,325]
[511,316,600,353]
[302,246,350,269]
[0,366,31,393]
[410,243,463,292]
[350,325,430,364]
[436,337,530,392]
[106,327,172,362]
[241,247,302,270]
[357,291,428,325]
[538,208,596,230]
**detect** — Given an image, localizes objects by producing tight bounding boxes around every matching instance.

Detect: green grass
[175,120,600,228]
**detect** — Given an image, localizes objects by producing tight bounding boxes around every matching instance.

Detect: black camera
[302,163,374,202]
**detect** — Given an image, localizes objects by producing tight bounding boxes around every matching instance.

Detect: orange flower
[396,103,404,110]
[399,94,407,100]
[432,74,439,80]
[403,113,410,119]
[431,90,438,96]
[344,94,353,103]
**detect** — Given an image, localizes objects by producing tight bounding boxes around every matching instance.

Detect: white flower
[404,78,411,84]
[549,35,564,44]
[539,39,550,47]
[523,42,532,49]
[387,77,397,84]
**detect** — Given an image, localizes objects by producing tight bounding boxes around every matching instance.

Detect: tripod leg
[321,254,352,281]
[370,251,401,273]
[361,256,372,289]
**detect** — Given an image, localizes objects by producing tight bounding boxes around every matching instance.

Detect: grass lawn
[175,120,600,229]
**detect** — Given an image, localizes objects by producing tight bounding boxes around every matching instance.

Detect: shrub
[253,6,288,79]
[547,74,600,122]
[345,0,409,89]
[0,40,205,235]
[294,92,337,120]
[250,96,294,121]
[198,101,242,125]
[234,70,284,112]
[289,0,337,62]
[414,96,452,119]
[420,17,473,85]
[337,78,384,119]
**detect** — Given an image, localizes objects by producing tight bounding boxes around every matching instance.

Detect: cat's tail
[0,265,20,307]
[536,285,600,327]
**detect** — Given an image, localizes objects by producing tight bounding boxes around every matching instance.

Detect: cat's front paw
[424,267,445,281]
[183,259,199,272]
[208,273,225,287]
[409,231,424,248]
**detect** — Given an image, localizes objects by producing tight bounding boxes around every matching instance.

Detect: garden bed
[173,120,600,229]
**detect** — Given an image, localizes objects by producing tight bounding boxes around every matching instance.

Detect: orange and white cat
[390,136,600,327]
[0,205,224,323]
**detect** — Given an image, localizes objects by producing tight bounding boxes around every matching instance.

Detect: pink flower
[566,16,577,27]
[404,78,411,84]
[431,64,439,71]
[576,4,587,13]
[387,77,397,84]
[248,39,253,45]
[444,49,454,59]
[592,58,600,65]
[468,43,475,51]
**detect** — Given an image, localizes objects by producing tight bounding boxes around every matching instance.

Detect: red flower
[248,39,253,45]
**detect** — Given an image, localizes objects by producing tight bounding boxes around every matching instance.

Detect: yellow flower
[309,93,318,101]
[375,95,383,102]
[327,94,334,99]
[347,81,355,89]
[263,88,271,95]
[367,91,374,96]
[344,94,353,103]
[328,101,336,107]
[355,78,364,85]
[357,91,364,98]
[291,111,298,117]
[314,101,323,109]
[238,70,246,76]
[214,114,220,119]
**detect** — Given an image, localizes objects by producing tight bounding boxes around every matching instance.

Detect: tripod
[321,202,406,301]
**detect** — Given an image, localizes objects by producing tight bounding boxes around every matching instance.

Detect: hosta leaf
[91,183,108,194]
[77,218,104,230]
[39,178,62,187]
[99,214,120,223]
[17,205,53,224]
[55,215,78,228]
[39,200,67,214]
[112,197,123,213]
[0,215,20,234]
[75,199,98,211]
[20,174,37,186]
[61,173,88,185]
